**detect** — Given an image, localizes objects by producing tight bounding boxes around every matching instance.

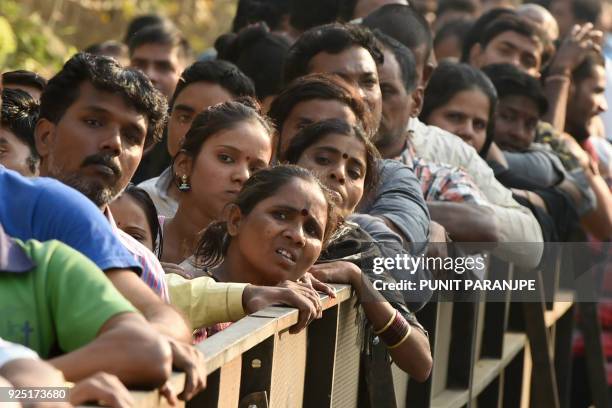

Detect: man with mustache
[30,53,206,399]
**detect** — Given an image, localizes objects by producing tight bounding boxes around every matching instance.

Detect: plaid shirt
[105,209,170,302]
[397,140,490,206]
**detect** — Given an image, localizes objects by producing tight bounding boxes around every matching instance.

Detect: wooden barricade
[88,250,610,408]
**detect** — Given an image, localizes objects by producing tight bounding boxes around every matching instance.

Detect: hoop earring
[178,175,191,192]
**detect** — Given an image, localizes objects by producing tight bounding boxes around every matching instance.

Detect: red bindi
[342,153,349,159]
[301,208,309,217]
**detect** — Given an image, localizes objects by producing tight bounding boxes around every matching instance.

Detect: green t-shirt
[0,239,136,358]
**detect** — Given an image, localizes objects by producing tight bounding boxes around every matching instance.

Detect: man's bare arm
[49,313,172,388]
[107,269,192,342]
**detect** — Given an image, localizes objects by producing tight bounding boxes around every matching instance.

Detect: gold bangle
[387,322,413,349]
[374,310,397,335]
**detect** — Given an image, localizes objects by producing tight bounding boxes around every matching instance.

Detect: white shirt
[409,118,544,268]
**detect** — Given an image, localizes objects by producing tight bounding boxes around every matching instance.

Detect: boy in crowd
[1,89,39,177]
[129,23,193,181]
[482,63,612,240]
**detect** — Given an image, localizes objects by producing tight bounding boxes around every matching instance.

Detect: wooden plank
[470,333,526,398]
[481,261,512,359]
[577,302,610,408]
[432,302,453,396]
[553,304,574,408]
[406,301,441,407]
[447,302,479,389]
[544,291,574,328]
[197,285,351,374]
[303,305,339,408]
[502,348,525,408]
[522,270,560,408]
[430,389,470,408]
[269,329,307,408]
[120,372,186,408]
[239,336,275,405]
[330,298,361,408]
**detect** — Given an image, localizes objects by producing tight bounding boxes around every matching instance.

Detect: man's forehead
[131,43,179,61]
[68,82,147,123]
[379,49,400,79]
[310,47,377,76]
[500,96,539,118]
[493,31,542,53]
[173,81,233,110]
[291,99,357,123]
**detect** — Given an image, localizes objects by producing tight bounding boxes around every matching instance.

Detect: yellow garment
[165,273,247,329]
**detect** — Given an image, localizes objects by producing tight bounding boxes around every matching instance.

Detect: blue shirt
[0,167,141,273]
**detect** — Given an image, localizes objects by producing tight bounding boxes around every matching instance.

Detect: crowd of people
[0,0,611,406]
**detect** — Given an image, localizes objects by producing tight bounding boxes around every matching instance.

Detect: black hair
[268,73,374,148]
[571,0,602,25]
[128,24,192,62]
[482,63,548,115]
[373,29,417,92]
[478,14,546,51]
[337,0,359,21]
[175,98,274,184]
[289,0,341,33]
[362,4,433,65]
[216,24,290,101]
[281,118,380,193]
[124,14,171,44]
[2,70,47,94]
[434,19,473,53]
[462,11,552,66]
[84,41,128,61]
[437,0,479,18]
[283,23,384,85]
[39,52,168,149]
[460,8,516,62]
[420,61,497,156]
[232,0,291,32]
[571,51,605,85]
[122,184,164,256]
[1,88,40,173]
[195,164,338,270]
[171,60,256,108]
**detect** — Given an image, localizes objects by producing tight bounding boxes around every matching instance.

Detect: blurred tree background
[0,0,238,77]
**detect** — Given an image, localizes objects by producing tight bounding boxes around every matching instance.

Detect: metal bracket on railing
[239,391,269,408]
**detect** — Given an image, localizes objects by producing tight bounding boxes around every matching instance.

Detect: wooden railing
[90,253,609,408]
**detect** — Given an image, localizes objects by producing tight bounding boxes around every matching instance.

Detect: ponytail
[194,221,231,270]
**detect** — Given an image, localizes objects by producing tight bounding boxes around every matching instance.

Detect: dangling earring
[178,175,191,192]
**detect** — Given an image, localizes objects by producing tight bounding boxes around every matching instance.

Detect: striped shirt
[105,209,170,302]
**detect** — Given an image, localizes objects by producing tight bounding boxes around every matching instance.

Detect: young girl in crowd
[420,61,497,159]
[160,98,274,265]
[109,184,163,255]
[195,163,432,385]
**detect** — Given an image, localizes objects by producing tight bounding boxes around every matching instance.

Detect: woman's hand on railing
[307,261,362,292]
[242,282,324,333]
[69,372,135,408]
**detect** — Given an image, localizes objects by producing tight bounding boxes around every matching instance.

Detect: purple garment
[0,223,34,273]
